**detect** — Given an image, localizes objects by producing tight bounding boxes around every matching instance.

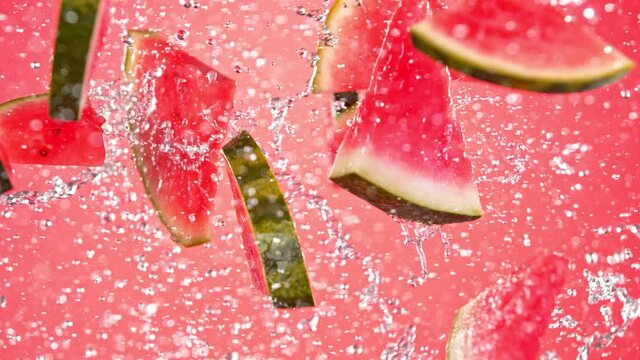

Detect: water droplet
[175,29,189,41]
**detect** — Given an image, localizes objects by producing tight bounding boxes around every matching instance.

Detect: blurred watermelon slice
[0,94,105,166]
[50,0,110,120]
[411,0,634,92]
[223,131,314,308]
[330,0,482,224]
[124,31,236,247]
[447,254,568,360]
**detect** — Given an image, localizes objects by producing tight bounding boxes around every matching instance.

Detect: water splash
[577,271,640,359]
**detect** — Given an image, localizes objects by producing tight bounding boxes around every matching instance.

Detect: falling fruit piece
[410,0,634,92]
[223,131,314,308]
[447,253,568,360]
[330,0,482,224]
[124,30,236,247]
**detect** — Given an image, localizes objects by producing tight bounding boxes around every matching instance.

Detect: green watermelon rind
[0,94,48,112]
[410,21,635,93]
[50,0,108,120]
[330,149,483,225]
[223,131,315,308]
[0,163,11,194]
[124,30,211,248]
[332,91,360,126]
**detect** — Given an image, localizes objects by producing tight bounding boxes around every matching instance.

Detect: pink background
[1,0,639,358]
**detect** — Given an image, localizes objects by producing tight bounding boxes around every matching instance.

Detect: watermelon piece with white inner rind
[0,94,105,166]
[223,131,314,309]
[312,0,392,93]
[124,31,236,247]
[50,0,110,120]
[410,0,634,93]
[447,254,568,360]
[330,0,482,224]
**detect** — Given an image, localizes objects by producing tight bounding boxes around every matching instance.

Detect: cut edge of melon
[330,146,483,224]
[222,131,315,308]
[123,29,159,78]
[410,20,635,93]
[312,0,364,94]
[0,94,48,112]
[446,300,474,360]
[130,144,211,248]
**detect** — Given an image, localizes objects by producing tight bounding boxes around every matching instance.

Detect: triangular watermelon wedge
[447,254,568,360]
[330,0,482,224]
[124,31,236,247]
[410,0,634,92]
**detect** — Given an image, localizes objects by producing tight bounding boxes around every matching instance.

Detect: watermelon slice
[312,0,392,93]
[329,0,482,224]
[0,94,105,166]
[0,144,12,194]
[50,0,110,120]
[447,254,568,360]
[124,31,235,247]
[223,131,314,308]
[410,0,634,93]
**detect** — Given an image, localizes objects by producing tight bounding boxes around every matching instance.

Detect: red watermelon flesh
[410,0,634,92]
[126,32,236,247]
[330,0,482,224]
[312,0,393,93]
[447,254,568,360]
[0,94,105,166]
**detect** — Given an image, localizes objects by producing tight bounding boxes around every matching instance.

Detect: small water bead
[295,6,307,16]
[620,89,631,98]
[175,29,189,41]
[346,345,364,355]
[29,61,40,69]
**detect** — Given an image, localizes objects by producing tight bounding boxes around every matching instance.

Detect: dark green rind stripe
[130,144,210,248]
[330,172,481,225]
[410,24,634,93]
[0,162,12,194]
[223,131,314,309]
[0,94,48,112]
[50,0,102,120]
[332,91,360,126]
[333,91,359,115]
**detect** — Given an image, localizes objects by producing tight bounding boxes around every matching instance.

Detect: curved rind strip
[223,131,314,308]
[50,0,109,120]
[330,148,482,224]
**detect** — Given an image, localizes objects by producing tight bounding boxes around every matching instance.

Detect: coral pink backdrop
[0,0,638,358]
